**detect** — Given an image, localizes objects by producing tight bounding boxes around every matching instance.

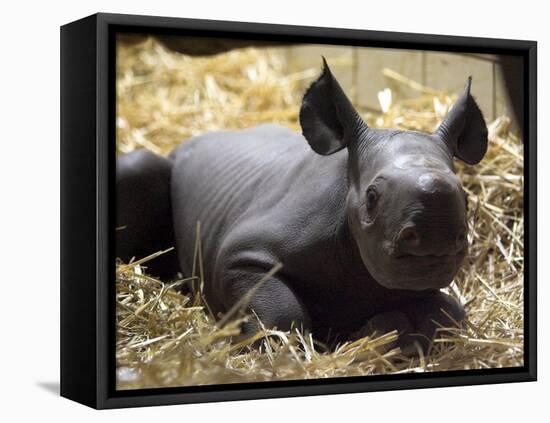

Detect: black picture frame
[60,12,537,409]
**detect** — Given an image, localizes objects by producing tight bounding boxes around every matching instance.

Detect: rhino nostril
[398,226,420,249]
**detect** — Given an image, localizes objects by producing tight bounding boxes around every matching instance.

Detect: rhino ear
[435,77,488,165]
[299,58,366,155]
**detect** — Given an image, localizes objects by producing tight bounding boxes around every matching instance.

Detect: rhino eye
[366,187,378,210]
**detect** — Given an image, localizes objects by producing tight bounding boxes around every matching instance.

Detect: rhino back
[170,124,329,276]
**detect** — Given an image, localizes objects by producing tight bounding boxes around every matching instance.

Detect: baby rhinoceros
[116,59,488,353]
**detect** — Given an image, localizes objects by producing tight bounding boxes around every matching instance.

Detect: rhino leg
[354,311,414,353]
[116,149,180,280]
[216,265,311,339]
[400,290,465,354]
[358,291,465,355]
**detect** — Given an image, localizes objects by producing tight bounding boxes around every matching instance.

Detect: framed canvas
[60,12,537,409]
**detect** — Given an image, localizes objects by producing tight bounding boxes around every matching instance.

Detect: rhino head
[299,59,488,291]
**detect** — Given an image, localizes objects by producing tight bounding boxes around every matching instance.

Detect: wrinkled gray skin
[117,60,488,352]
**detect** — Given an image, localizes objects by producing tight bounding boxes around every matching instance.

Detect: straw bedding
[115,38,524,389]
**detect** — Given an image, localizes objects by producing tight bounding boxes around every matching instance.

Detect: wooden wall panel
[425,52,494,120]
[282,46,518,129]
[356,47,424,111]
